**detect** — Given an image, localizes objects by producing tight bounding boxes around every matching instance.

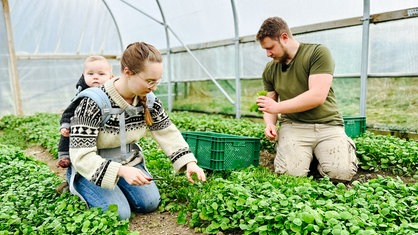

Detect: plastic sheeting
[1,0,418,116]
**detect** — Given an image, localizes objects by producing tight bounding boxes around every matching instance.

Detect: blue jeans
[66,163,161,220]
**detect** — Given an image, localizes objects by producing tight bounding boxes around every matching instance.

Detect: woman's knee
[131,195,161,213]
[93,202,131,220]
[117,205,132,220]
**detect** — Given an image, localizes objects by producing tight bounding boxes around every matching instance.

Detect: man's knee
[318,162,358,181]
[274,157,310,177]
[316,135,358,181]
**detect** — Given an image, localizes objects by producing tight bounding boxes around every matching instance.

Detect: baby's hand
[57,158,70,168]
[60,128,70,137]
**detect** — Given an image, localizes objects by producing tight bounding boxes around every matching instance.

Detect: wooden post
[3,0,23,115]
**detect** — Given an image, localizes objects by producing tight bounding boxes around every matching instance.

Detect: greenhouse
[1,0,418,234]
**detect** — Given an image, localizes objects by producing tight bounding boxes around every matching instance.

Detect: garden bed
[1,113,417,234]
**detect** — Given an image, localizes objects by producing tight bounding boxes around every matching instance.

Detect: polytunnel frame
[2,0,241,117]
[108,0,375,119]
[108,0,416,119]
[3,0,22,115]
[3,0,418,118]
[108,0,242,118]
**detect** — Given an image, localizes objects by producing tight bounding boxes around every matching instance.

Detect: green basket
[181,131,261,171]
[343,116,366,138]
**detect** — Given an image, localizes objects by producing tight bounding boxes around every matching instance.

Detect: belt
[98,143,142,163]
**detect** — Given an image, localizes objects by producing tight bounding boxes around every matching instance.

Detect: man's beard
[273,43,289,64]
[278,52,289,64]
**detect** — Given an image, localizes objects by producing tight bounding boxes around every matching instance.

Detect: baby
[57,56,114,168]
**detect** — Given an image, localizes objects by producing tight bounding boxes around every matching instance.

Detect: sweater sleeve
[69,97,121,189]
[60,99,81,127]
[148,99,197,173]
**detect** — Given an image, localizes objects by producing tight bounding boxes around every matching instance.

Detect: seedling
[250,90,267,113]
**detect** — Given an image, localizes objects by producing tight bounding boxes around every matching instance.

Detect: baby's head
[83,56,114,87]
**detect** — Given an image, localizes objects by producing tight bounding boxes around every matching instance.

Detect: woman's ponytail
[141,96,153,126]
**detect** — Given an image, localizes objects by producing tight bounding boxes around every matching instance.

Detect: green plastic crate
[181,131,261,171]
[343,116,366,138]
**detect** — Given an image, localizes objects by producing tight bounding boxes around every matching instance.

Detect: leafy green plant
[0,144,133,234]
[249,90,268,114]
[355,132,418,177]
[185,167,418,234]
[1,113,418,234]
[0,113,61,157]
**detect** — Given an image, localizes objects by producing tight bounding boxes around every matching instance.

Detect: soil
[25,146,416,235]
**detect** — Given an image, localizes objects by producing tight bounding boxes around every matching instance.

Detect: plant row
[170,112,418,177]
[0,112,417,234]
[0,144,133,235]
[140,139,418,234]
[1,112,417,177]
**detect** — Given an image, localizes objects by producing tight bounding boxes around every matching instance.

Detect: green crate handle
[233,141,246,147]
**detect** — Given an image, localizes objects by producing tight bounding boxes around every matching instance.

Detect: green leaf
[340,211,353,220]
[325,211,340,220]
[301,212,315,224]
[177,210,187,224]
[257,90,267,96]
[211,202,218,210]
[380,208,390,216]
[199,208,210,220]
[293,218,303,226]
[408,223,418,229]
[82,220,91,233]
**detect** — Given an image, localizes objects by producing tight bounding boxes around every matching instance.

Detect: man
[256,17,357,182]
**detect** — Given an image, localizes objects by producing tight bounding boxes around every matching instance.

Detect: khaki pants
[274,122,358,181]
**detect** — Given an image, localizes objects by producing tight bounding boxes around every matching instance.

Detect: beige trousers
[274,122,358,181]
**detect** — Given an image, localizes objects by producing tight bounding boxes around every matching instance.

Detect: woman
[67,42,206,220]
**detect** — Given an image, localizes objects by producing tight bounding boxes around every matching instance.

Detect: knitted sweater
[69,78,197,189]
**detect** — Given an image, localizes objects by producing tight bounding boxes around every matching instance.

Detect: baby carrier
[67,87,155,203]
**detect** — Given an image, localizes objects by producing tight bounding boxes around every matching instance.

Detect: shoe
[56,181,69,195]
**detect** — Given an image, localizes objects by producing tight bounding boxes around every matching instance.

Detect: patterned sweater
[69,78,197,189]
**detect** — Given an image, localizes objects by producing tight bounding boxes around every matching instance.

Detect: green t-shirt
[262,43,343,125]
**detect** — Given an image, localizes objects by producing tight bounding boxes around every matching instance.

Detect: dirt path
[24,146,204,235]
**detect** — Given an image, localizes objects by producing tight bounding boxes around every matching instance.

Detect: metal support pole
[359,0,370,116]
[120,0,234,106]
[102,0,124,51]
[2,0,23,115]
[156,0,172,111]
[231,0,241,119]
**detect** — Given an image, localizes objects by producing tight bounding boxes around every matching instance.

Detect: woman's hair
[256,17,292,41]
[121,42,162,126]
[121,42,162,75]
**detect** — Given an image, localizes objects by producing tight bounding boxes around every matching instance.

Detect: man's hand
[256,96,280,114]
[264,123,277,141]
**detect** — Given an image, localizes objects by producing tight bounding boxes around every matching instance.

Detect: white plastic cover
[1,0,418,116]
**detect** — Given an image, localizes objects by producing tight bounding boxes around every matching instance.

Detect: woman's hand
[118,165,151,186]
[186,162,206,184]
